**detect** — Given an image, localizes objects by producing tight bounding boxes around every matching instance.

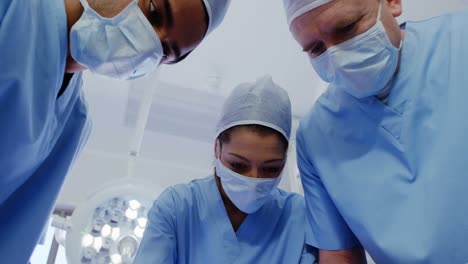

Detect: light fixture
[125,207,138,220]
[111,253,123,264]
[61,179,161,264]
[101,224,112,237]
[137,217,147,228]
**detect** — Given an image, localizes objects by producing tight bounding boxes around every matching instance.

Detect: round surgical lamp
[52,68,162,263]
[64,179,160,264]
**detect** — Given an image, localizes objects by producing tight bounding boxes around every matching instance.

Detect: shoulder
[297,86,351,145]
[409,8,468,25]
[405,8,468,37]
[1,0,66,36]
[0,0,68,87]
[402,8,468,78]
[154,176,214,210]
[272,189,306,213]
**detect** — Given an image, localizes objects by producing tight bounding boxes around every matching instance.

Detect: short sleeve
[299,243,318,264]
[134,188,178,264]
[296,127,360,250]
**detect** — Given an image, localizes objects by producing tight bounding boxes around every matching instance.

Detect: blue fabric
[134,176,316,263]
[0,0,91,262]
[202,0,231,35]
[215,75,292,141]
[296,9,468,263]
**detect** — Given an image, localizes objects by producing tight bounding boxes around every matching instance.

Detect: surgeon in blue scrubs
[0,0,230,262]
[282,0,468,263]
[134,76,316,264]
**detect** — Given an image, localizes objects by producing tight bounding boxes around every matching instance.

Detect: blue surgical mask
[311,0,401,98]
[215,158,282,214]
[70,0,164,80]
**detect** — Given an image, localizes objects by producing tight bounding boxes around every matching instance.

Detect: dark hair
[166,0,209,65]
[200,0,210,36]
[218,125,289,152]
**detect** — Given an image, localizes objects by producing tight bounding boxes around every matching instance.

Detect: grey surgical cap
[215,76,292,141]
[202,0,231,35]
[283,0,332,26]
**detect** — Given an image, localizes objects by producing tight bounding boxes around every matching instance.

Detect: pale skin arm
[319,245,367,264]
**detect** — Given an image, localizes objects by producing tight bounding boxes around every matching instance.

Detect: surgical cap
[215,76,292,141]
[202,0,231,35]
[283,0,332,26]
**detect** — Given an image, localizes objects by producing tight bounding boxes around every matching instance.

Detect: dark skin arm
[214,175,247,231]
[319,245,367,264]
[57,73,74,99]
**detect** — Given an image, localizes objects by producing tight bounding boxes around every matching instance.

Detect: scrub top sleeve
[0,0,10,19]
[296,128,360,250]
[134,188,178,264]
[299,244,318,264]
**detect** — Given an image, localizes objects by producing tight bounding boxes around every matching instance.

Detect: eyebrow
[228,153,285,164]
[264,159,285,164]
[302,41,320,53]
[228,153,249,162]
[301,11,363,53]
[163,0,174,28]
[169,41,181,61]
[160,0,183,63]
[167,51,190,64]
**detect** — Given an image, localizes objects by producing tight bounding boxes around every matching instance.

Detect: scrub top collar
[344,23,416,146]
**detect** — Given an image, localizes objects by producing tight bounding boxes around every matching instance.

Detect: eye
[230,163,246,170]
[262,167,281,174]
[307,42,326,57]
[337,21,357,34]
[148,0,163,26]
[160,41,171,61]
[311,43,324,54]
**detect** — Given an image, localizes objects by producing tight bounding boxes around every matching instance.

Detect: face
[140,0,208,64]
[290,0,403,59]
[216,127,287,179]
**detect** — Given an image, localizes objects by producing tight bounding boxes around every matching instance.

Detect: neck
[376,29,406,102]
[214,175,247,231]
[64,0,86,73]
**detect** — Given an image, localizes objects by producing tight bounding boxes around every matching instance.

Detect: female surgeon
[134,76,316,263]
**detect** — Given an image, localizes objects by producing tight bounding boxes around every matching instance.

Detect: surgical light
[81,234,94,248]
[101,224,112,237]
[111,254,123,264]
[137,217,147,228]
[62,180,160,264]
[125,208,138,220]
[128,200,141,210]
[77,196,147,263]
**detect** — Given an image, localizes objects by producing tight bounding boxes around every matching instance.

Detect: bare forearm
[318,245,367,264]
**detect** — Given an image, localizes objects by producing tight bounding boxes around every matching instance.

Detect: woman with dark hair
[134,76,316,263]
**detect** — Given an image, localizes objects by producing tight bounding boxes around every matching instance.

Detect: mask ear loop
[214,139,223,178]
[216,139,222,160]
[376,0,383,22]
[376,0,403,50]
[79,0,91,10]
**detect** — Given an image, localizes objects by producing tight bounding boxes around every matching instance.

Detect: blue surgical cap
[283,0,332,26]
[215,76,292,141]
[202,0,231,35]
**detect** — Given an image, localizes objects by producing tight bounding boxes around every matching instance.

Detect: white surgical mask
[70,0,164,80]
[311,0,400,98]
[215,158,282,214]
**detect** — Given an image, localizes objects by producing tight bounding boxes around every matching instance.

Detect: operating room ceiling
[57,0,468,206]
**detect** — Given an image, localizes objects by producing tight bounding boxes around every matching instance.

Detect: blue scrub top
[296,9,468,264]
[0,0,91,262]
[134,176,316,264]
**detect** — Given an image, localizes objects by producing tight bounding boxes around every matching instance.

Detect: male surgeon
[282,0,468,263]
